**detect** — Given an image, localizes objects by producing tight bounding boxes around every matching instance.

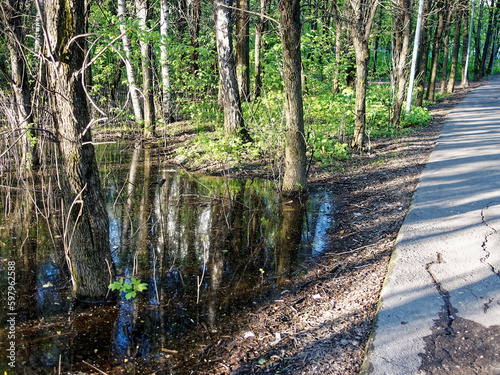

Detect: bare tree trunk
[279,0,307,195]
[160,0,173,123]
[447,2,464,93]
[439,7,454,95]
[136,0,155,136]
[426,0,446,102]
[473,0,485,80]
[235,0,250,101]
[254,0,270,100]
[346,0,379,149]
[214,0,250,140]
[487,22,499,74]
[45,0,115,301]
[415,0,432,106]
[391,0,411,127]
[480,1,499,77]
[351,37,369,148]
[461,5,470,87]
[1,0,39,167]
[118,0,144,125]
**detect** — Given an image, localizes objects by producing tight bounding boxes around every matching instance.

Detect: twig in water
[82,360,108,374]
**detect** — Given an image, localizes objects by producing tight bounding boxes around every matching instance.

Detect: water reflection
[0,143,336,373]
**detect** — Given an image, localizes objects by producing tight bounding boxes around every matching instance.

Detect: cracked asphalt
[361,77,500,375]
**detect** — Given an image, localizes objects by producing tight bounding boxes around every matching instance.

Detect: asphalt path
[361,77,500,375]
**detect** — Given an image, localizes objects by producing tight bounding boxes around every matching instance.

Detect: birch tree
[118,0,144,125]
[235,0,250,101]
[214,0,250,140]
[415,0,432,106]
[160,0,173,123]
[136,0,155,136]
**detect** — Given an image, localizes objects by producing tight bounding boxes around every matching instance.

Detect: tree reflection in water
[0,143,335,373]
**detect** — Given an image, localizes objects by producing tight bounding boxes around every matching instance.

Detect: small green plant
[109,277,148,300]
[401,106,432,128]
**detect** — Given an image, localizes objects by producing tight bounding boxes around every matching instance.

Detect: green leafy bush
[109,277,148,300]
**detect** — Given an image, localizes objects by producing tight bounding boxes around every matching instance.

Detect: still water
[0,143,335,373]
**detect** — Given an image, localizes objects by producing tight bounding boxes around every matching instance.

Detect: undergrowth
[175,83,433,172]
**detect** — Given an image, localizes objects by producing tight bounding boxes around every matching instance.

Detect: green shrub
[401,106,432,127]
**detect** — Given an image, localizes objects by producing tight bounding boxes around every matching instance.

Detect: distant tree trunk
[346,0,379,149]
[160,0,173,123]
[45,0,115,301]
[110,60,124,102]
[278,0,307,195]
[188,0,202,77]
[439,7,454,95]
[426,0,446,102]
[136,0,155,136]
[345,38,356,89]
[461,6,470,87]
[391,0,411,127]
[473,0,485,80]
[447,3,464,93]
[480,2,499,77]
[235,0,250,101]
[415,0,432,107]
[214,0,250,139]
[118,0,144,125]
[1,0,39,167]
[331,0,343,93]
[371,9,382,75]
[254,0,270,99]
[487,22,499,74]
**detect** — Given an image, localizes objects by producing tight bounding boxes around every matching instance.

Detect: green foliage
[261,34,285,92]
[79,0,438,172]
[109,277,148,300]
[301,28,335,90]
[176,75,435,171]
[401,106,433,128]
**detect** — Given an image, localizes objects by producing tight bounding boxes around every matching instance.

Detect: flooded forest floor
[145,82,484,374]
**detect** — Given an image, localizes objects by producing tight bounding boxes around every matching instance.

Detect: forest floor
[151,80,486,374]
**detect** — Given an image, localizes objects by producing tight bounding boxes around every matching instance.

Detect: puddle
[0,143,336,373]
